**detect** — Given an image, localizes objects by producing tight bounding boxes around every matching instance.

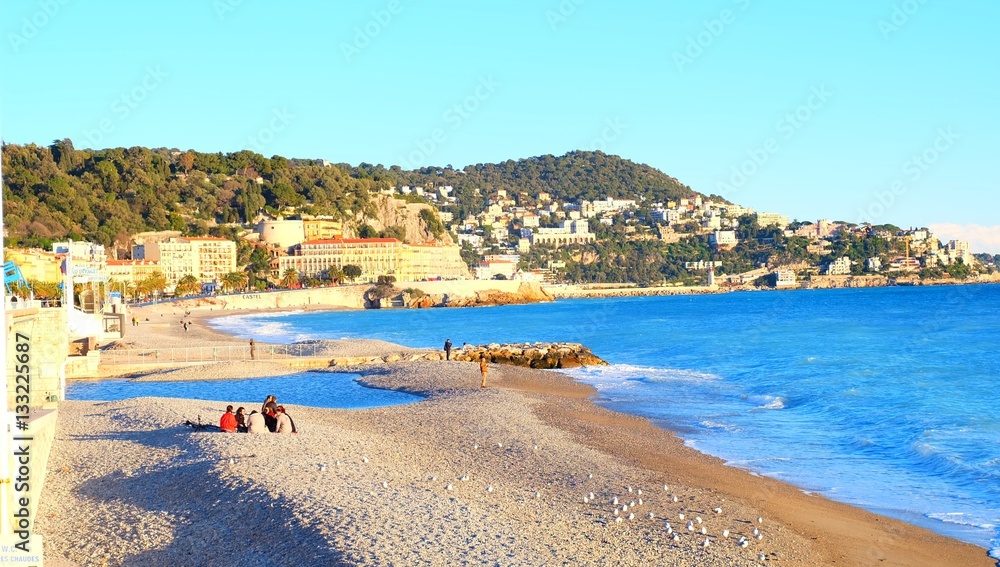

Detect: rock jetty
[451,342,607,369]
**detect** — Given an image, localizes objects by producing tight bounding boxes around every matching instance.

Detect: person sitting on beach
[274,405,297,434]
[235,407,247,433]
[246,409,267,434]
[262,395,279,432]
[220,405,237,433]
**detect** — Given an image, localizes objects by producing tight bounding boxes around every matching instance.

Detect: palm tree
[221,271,248,293]
[175,274,201,297]
[280,268,300,288]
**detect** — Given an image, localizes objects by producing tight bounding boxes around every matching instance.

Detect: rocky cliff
[398,282,553,309]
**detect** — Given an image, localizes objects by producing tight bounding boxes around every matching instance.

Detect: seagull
[713,507,722,514]
[446,484,454,491]
[678,513,685,520]
[627,487,633,493]
[430,476,437,481]
[686,521,695,531]
[622,503,628,511]
[755,533,764,541]
[671,534,679,542]
[228,458,234,465]
[473,443,479,450]
[757,516,763,524]
[460,475,470,481]
[758,554,766,561]
[335,461,341,466]
[695,517,702,524]
[647,512,655,519]
[629,501,635,508]
[637,498,643,506]
[637,489,643,496]
[533,444,539,450]
[487,485,494,493]
[589,492,595,500]
[614,508,620,516]
[534,491,540,499]
[700,527,707,535]
[497,442,503,448]
[615,516,623,524]
[627,513,635,520]
[319,465,327,472]
[583,496,589,504]
[362,457,369,463]
[702,538,710,548]
[663,484,669,491]
[613,497,619,506]
[752,527,759,536]
[587,473,593,479]
[666,526,673,535]
[722,529,729,538]
[672,496,679,503]
[381,481,388,489]
[740,539,749,548]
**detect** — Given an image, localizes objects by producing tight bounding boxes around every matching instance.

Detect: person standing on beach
[220,405,237,433]
[444,339,452,361]
[249,338,256,360]
[480,357,489,388]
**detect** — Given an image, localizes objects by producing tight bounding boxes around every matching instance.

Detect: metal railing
[100,343,328,365]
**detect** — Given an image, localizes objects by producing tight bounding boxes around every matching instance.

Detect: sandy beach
[35,304,994,566]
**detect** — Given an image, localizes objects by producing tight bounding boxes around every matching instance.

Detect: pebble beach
[35,304,995,566]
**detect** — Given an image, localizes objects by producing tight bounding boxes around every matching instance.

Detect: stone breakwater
[450,342,608,369]
[400,281,553,308]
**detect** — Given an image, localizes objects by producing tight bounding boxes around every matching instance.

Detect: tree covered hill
[2,142,705,249]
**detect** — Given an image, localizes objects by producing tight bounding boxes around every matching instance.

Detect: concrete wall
[6,307,68,408]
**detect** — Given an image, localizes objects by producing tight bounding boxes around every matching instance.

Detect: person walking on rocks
[249,338,256,360]
[444,339,452,361]
[480,356,489,388]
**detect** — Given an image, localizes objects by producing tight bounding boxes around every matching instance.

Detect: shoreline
[47,304,995,565]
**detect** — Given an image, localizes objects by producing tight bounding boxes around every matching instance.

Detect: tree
[221,271,249,292]
[179,151,195,174]
[281,268,300,288]
[343,264,362,282]
[175,274,201,296]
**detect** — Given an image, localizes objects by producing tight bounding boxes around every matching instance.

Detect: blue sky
[2,1,998,252]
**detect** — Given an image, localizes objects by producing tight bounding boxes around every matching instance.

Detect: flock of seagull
[292,437,773,562]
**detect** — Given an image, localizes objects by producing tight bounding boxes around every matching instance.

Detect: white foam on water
[210,311,315,343]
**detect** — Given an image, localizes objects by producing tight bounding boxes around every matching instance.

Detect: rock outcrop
[451,342,608,369]
[399,282,553,309]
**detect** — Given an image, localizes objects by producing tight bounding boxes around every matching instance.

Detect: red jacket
[220,412,237,432]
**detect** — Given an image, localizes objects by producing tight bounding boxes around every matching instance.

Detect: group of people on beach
[219,395,297,433]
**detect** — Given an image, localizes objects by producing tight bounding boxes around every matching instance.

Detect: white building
[823,256,852,276]
[756,212,790,229]
[773,270,797,287]
[709,230,738,250]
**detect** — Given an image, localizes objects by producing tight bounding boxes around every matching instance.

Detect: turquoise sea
[76,284,1000,556]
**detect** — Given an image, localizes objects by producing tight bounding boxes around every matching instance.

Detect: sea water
[68,372,422,410]
[209,284,1000,553]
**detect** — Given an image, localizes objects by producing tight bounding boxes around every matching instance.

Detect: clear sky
[2,1,998,252]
